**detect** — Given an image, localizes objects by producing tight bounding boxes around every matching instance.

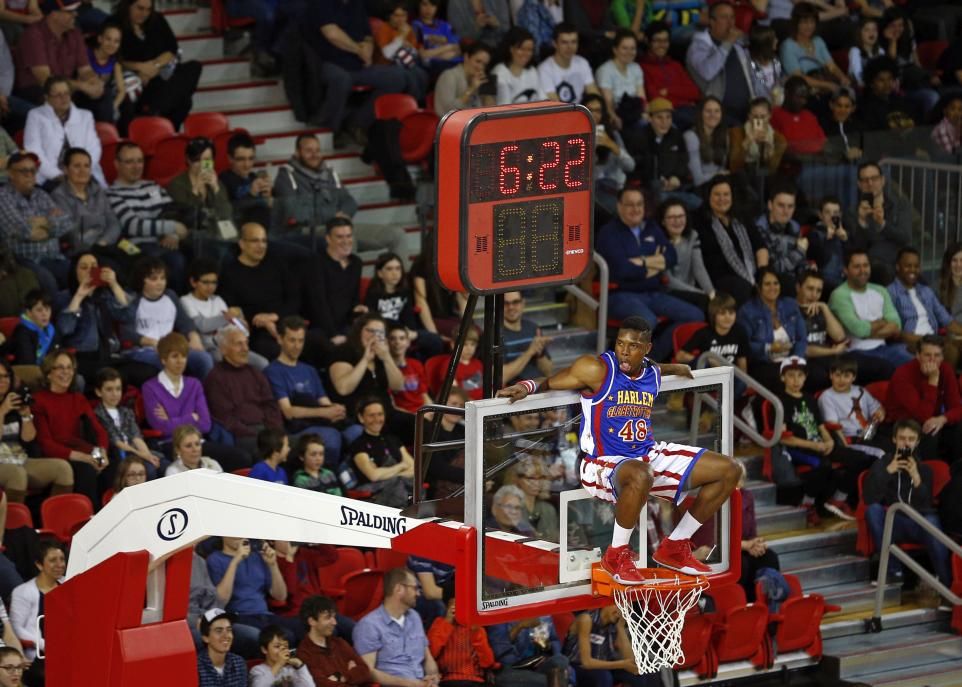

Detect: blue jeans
[126,347,214,379]
[314,62,409,131]
[227,0,276,52]
[865,503,952,583]
[854,343,913,371]
[609,290,705,361]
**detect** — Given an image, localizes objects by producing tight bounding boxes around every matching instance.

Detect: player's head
[828,357,857,391]
[614,316,653,374]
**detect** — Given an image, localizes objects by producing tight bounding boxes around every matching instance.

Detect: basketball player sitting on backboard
[498,316,741,585]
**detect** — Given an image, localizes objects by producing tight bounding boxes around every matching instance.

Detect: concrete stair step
[755,504,808,536]
[823,626,962,680]
[744,479,775,507]
[178,32,225,62]
[784,554,869,590]
[821,581,902,615]
[863,663,962,686]
[218,106,303,134]
[254,131,336,158]
[164,6,210,34]
[768,528,857,567]
[739,453,763,481]
[678,651,817,686]
[199,58,252,85]
[821,607,947,640]
[355,202,418,227]
[194,80,286,110]
[342,177,391,205]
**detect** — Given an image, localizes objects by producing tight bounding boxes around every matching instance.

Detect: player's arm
[655,362,694,379]
[496,354,606,403]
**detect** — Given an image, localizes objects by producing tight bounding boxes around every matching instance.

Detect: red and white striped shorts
[579,442,706,505]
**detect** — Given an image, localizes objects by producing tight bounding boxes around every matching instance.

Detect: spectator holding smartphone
[863,419,952,585]
[166,137,233,235]
[220,133,273,229]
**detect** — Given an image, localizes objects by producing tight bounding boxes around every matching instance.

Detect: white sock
[802,495,815,505]
[612,522,633,548]
[832,491,847,502]
[667,512,703,541]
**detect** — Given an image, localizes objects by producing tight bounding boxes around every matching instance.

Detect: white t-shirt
[907,287,934,335]
[818,386,881,438]
[537,54,595,103]
[492,63,547,105]
[180,293,229,331]
[135,295,177,342]
[848,288,885,351]
[595,59,645,103]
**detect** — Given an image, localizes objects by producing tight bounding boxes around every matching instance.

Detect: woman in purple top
[141,332,250,472]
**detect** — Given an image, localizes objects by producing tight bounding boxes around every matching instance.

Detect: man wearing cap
[197,609,247,687]
[13,0,110,121]
[633,97,694,205]
[0,151,72,295]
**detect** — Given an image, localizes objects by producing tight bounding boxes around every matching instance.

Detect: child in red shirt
[388,323,432,413]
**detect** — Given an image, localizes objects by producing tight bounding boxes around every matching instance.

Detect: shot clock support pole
[427,293,479,446]
[482,294,505,399]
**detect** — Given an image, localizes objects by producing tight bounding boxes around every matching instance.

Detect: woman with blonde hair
[165,424,223,476]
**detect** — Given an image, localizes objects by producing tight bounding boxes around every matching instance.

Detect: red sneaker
[805,504,822,527]
[653,538,711,576]
[824,499,855,521]
[601,545,646,585]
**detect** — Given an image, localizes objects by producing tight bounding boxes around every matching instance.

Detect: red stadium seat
[374,93,419,121]
[5,502,33,530]
[671,321,707,362]
[424,355,450,398]
[372,547,410,571]
[95,121,120,145]
[145,135,188,187]
[0,317,19,341]
[760,573,840,660]
[101,140,121,185]
[129,116,176,156]
[864,380,889,407]
[927,459,950,500]
[675,610,717,678]
[399,111,441,164]
[917,40,948,73]
[40,493,94,543]
[209,0,255,33]
[183,112,230,140]
[336,568,384,620]
[708,583,773,669]
[317,547,367,600]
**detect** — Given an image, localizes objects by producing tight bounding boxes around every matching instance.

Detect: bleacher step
[768,528,857,567]
[163,6,210,34]
[199,58,252,85]
[255,131,336,158]
[821,581,902,615]
[743,479,775,507]
[822,626,962,680]
[678,651,817,686]
[193,80,286,110]
[178,32,225,62]
[784,554,869,590]
[755,504,807,536]
[821,607,947,640]
[858,663,962,686]
[355,202,418,226]
[217,106,303,134]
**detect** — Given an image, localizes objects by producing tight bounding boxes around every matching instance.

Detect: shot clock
[435,102,594,295]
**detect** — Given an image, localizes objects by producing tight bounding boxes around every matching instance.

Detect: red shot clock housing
[435,102,594,295]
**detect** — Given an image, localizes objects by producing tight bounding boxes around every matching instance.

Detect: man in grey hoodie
[271,133,404,255]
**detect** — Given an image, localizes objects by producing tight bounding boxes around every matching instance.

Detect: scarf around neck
[19,314,55,363]
[710,214,755,284]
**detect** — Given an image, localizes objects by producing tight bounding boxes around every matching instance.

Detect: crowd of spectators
[0,0,959,682]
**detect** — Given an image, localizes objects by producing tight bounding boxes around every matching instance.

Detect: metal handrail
[870,501,962,631]
[562,252,609,355]
[691,351,784,448]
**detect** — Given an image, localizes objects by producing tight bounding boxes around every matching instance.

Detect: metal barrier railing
[869,501,962,632]
[879,157,962,275]
[691,351,784,448]
[562,253,609,356]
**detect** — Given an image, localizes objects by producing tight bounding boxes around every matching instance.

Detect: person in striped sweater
[106,141,187,290]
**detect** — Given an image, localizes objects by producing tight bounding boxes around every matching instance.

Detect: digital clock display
[434,102,594,295]
[468,134,590,204]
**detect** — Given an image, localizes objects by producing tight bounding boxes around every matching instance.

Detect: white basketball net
[612,578,707,674]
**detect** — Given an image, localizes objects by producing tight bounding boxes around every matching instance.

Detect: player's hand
[496,383,530,403]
